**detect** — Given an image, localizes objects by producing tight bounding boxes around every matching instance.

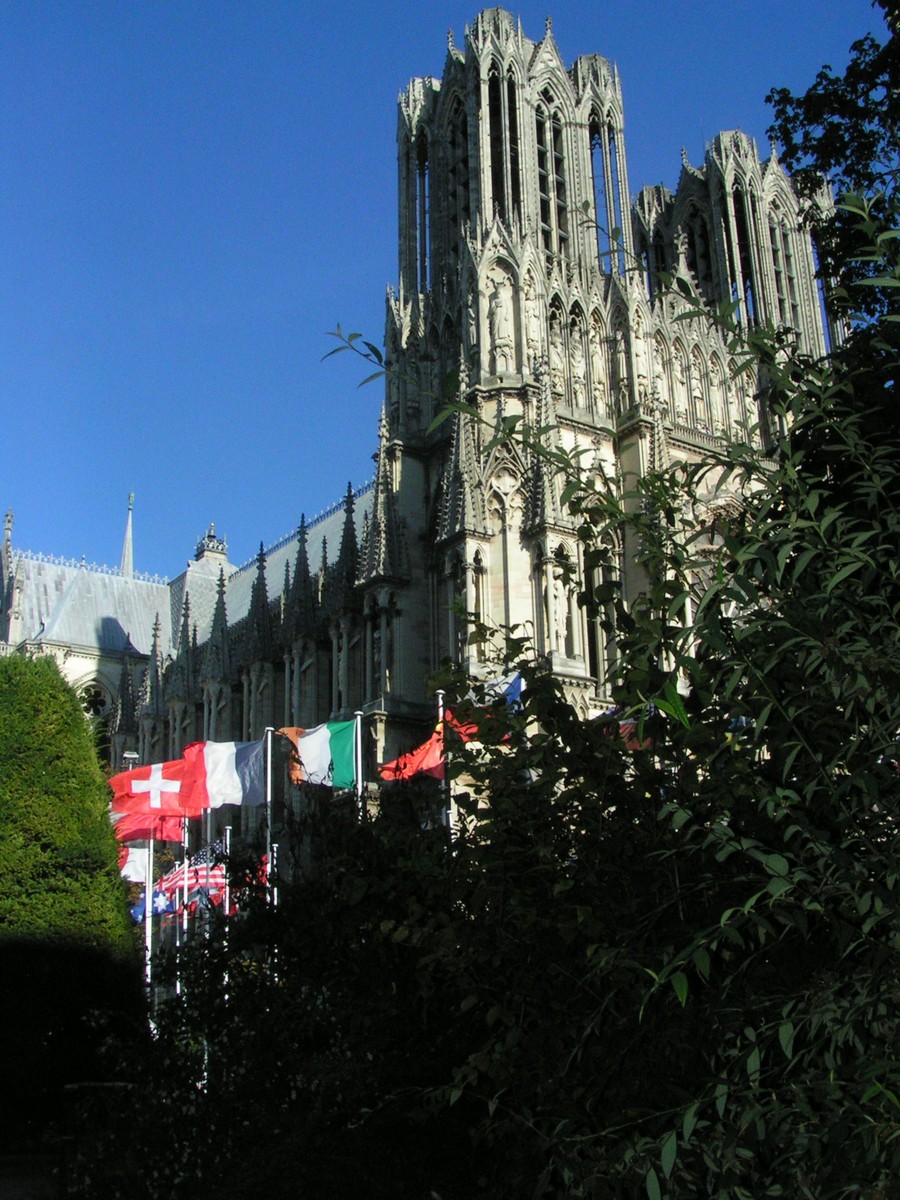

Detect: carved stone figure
[489,279,514,374]
[571,328,587,408]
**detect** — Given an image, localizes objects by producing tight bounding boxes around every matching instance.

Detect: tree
[766,0,899,322]
[0,655,141,1149]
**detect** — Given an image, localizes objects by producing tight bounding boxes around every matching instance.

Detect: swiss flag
[109,758,203,817]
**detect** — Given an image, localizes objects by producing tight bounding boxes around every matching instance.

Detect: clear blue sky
[1,1,883,579]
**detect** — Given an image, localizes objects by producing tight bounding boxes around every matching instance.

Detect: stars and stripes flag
[158,841,227,902]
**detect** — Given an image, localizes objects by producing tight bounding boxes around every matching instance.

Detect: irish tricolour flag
[290,721,356,789]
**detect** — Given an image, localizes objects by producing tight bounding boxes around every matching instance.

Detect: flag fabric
[283,721,356,789]
[444,710,478,744]
[129,888,175,922]
[119,846,148,883]
[158,841,227,901]
[278,727,305,786]
[151,888,175,915]
[481,671,524,708]
[379,725,445,781]
[181,740,265,809]
[108,757,201,817]
[111,809,184,843]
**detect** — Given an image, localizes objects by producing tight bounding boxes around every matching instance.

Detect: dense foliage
[0,654,141,1147]
[72,15,900,1198]
[766,0,898,322]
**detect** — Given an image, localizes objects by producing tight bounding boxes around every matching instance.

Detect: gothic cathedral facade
[1,9,829,775]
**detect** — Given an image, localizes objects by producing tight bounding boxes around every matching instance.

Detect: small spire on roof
[120,492,134,579]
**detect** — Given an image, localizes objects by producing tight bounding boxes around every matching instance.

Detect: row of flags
[124,841,234,922]
[109,721,358,844]
[109,678,525,842]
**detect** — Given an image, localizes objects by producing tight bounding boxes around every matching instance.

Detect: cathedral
[0,9,830,781]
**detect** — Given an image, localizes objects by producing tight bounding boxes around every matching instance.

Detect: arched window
[507,69,521,218]
[446,98,470,271]
[416,132,430,293]
[536,90,568,260]
[488,66,506,222]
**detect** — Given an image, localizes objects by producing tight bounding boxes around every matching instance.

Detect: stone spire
[138,614,164,718]
[112,637,138,735]
[1,510,13,635]
[333,483,360,610]
[242,543,273,663]
[285,516,318,641]
[201,568,231,683]
[169,593,195,699]
[438,408,489,541]
[359,411,408,584]
[120,493,134,579]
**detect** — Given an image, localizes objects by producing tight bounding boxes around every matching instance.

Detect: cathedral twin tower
[381,8,826,725]
[1,10,829,772]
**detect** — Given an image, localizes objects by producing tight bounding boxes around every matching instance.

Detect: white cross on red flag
[108,757,204,818]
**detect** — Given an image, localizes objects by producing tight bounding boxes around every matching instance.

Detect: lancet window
[415,132,431,293]
[446,98,470,271]
[486,64,522,225]
[536,91,568,260]
[589,110,625,274]
[768,206,801,333]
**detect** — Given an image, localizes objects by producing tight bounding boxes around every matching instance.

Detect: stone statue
[489,280,514,374]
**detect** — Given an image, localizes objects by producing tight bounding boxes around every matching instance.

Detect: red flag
[379,729,445,781]
[110,809,184,843]
[444,709,478,743]
[109,758,202,817]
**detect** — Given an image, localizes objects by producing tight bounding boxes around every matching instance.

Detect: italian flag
[285,721,356,789]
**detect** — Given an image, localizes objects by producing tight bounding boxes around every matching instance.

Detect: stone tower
[359,8,828,729]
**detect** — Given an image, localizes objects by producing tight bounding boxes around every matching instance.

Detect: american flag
[158,841,227,900]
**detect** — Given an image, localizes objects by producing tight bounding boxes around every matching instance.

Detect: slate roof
[14,557,172,656]
[7,480,374,660]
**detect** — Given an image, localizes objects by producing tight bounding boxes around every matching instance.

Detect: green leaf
[682,1102,699,1142]
[778,1021,795,1060]
[357,369,386,388]
[671,971,689,1006]
[661,1130,677,1180]
[764,853,790,877]
[645,1166,662,1200]
[747,1045,761,1084]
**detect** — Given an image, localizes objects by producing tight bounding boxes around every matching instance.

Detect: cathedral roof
[4,481,374,663]
[222,481,373,629]
[12,555,172,656]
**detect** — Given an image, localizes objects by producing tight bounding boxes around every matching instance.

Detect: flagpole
[144,837,154,998]
[436,689,450,830]
[181,815,189,940]
[265,726,274,902]
[223,824,231,921]
[204,806,211,926]
[354,710,364,822]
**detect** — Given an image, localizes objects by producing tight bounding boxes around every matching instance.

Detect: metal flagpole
[435,689,450,830]
[265,726,274,902]
[174,816,188,997]
[181,815,189,937]
[223,824,232,920]
[144,837,154,996]
[354,710,364,822]
[204,805,211,931]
